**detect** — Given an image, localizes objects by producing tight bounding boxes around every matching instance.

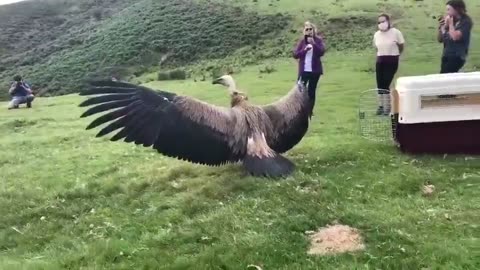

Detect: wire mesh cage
[358,88,396,143]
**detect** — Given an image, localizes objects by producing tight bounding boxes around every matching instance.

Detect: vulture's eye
[233,91,238,95]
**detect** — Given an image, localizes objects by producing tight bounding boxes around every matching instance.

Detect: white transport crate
[395,72,480,124]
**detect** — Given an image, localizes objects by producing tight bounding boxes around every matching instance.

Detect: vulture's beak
[212,77,223,85]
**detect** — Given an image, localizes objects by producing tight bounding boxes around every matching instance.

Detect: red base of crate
[394,117,480,155]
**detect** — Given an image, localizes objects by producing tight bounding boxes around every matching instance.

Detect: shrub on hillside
[157,72,170,81]
[169,69,187,80]
[0,0,291,100]
[210,67,223,80]
[157,69,187,81]
[203,64,240,80]
[259,64,276,74]
[322,14,377,51]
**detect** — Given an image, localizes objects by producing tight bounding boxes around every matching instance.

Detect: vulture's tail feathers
[243,153,295,178]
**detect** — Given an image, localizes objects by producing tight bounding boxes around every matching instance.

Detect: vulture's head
[212,75,248,103]
[212,75,236,88]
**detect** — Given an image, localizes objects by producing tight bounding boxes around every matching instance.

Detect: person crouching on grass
[293,21,325,111]
[373,13,405,116]
[7,75,35,110]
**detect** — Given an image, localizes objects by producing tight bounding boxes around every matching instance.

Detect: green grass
[1,0,480,269]
[1,50,479,269]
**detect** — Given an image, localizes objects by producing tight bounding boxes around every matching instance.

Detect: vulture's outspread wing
[261,82,313,153]
[79,80,247,166]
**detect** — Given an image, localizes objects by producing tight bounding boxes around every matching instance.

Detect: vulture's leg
[242,132,295,178]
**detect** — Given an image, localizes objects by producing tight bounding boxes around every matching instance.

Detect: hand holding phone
[444,15,452,25]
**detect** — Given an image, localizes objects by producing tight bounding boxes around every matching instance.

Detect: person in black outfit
[437,0,473,73]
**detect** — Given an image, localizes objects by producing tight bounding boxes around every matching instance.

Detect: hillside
[0,0,291,99]
[0,0,405,100]
[1,0,480,269]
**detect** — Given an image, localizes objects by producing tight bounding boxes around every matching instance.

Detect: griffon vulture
[78,75,313,177]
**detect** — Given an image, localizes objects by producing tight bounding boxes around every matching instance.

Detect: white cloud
[0,0,27,6]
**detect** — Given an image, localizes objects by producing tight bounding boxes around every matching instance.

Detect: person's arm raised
[293,39,308,59]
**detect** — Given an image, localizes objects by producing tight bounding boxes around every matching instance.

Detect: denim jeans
[8,94,35,109]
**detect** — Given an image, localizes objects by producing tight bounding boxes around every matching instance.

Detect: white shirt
[373,27,405,56]
[304,47,313,72]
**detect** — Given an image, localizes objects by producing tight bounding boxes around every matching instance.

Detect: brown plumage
[78,75,313,177]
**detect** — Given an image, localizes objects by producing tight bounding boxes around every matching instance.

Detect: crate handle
[437,94,457,99]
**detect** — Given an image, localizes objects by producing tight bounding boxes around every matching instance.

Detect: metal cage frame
[357,88,396,143]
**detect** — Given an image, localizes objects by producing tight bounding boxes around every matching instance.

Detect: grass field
[1,0,480,269]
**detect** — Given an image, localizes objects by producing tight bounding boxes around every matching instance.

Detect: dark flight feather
[79,80,247,166]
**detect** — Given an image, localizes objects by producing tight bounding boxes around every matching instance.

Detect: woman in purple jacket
[293,21,326,109]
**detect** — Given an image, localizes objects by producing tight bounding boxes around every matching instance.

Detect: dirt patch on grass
[306,224,365,255]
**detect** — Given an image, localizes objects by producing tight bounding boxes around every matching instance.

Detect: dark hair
[13,75,22,82]
[378,13,391,28]
[447,0,466,15]
[447,0,473,25]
